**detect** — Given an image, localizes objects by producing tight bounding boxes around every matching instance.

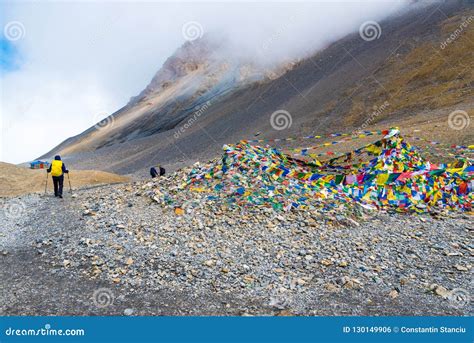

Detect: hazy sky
[0,0,410,164]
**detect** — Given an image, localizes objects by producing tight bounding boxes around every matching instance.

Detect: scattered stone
[320,259,332,266]
[389,289,399,299]
[203,260,215,267]
[325,283,339,292]
[430,284,450,298]
[82,209,96,216]
[445,252,462,256]
[341,276,362,289]
[296,278,306,286]
[276,309,293,316]
[454,264,469,271]
[123,308,134,316]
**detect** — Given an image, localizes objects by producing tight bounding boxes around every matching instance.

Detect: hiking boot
[59,195,63,199]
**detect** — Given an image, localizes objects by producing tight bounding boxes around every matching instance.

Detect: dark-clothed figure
[150,165,165,178]
[47,155,69,198]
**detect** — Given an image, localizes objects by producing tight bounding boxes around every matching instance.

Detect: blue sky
[0,1,409,164]
[0,38,21,72]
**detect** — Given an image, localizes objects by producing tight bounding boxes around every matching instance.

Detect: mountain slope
[41,1,474,176]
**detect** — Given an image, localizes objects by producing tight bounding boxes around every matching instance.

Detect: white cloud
[0,0,409,163]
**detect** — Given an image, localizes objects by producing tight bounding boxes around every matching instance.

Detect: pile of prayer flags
[185,128,473,213]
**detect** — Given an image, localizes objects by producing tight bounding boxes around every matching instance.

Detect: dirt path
[0,162,130,197]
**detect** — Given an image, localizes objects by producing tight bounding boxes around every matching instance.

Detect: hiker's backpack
[51,160,63,177]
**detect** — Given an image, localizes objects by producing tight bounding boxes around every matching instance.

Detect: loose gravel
[0,178,472,316]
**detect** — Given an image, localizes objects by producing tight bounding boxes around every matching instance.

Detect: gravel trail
[0,183,472,316]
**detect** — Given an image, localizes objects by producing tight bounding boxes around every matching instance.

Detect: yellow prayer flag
[376,174,389,185]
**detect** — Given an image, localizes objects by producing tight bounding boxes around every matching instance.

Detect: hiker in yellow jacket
[47,155,69,198]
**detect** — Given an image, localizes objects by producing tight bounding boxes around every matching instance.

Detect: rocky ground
[0,177,472,316]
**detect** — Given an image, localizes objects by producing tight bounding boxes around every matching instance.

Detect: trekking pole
[67,172,72,194]
[44,171,48,195]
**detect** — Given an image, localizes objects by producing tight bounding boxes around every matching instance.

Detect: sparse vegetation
[344,12,474,127]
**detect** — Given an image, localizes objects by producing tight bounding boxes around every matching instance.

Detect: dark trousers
[52,175,64,196]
